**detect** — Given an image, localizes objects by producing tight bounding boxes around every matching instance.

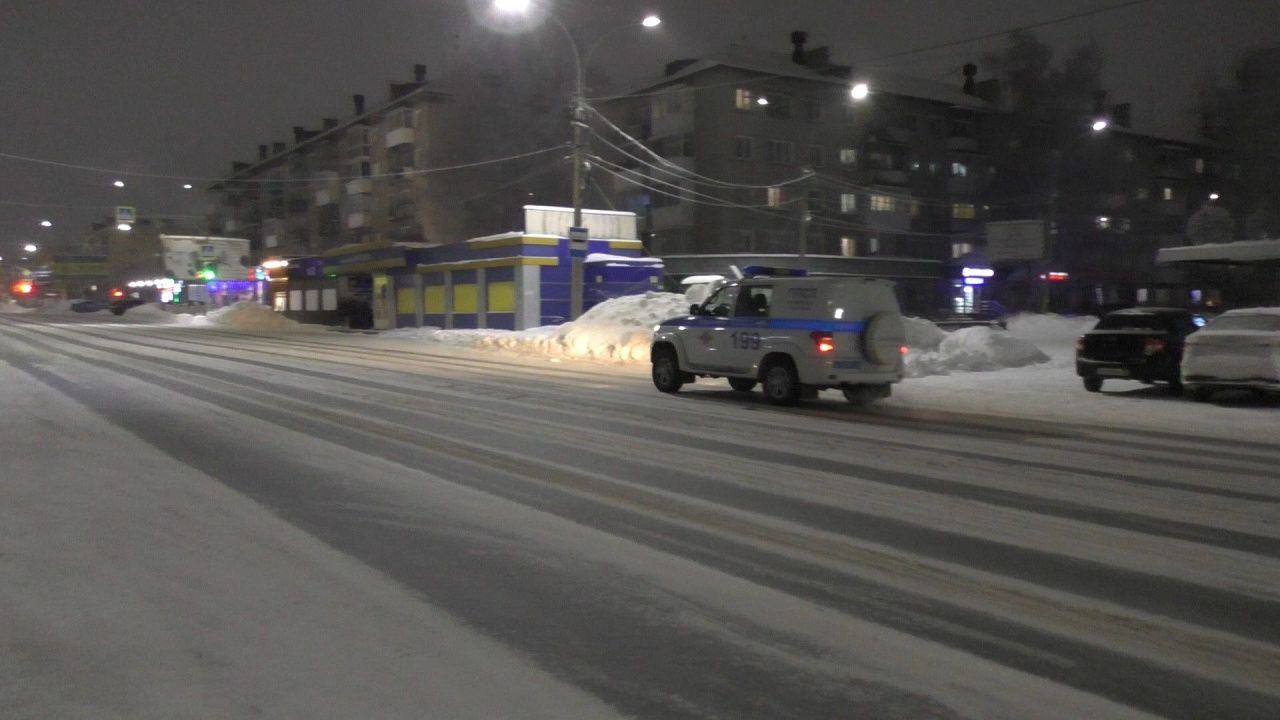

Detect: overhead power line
[0,145,569,185]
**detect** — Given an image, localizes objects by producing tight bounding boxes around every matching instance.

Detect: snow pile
[907,325,1050,377]
[191,302,302,332]
[902,316,948,352]
[396,291,690,363]
[1004,313,1097,364]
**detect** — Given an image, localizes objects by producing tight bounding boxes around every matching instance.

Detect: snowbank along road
[1,312,1277,720]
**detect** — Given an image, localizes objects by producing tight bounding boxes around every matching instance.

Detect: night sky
[2,0,1276,255]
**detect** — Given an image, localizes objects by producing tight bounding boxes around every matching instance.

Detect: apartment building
[209,65,446,260]
[596,33,997,263]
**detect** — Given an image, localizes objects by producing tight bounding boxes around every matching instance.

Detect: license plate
[1097,368,1129,377]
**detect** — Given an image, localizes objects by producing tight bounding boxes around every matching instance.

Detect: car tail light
[811,331,835,354]
[12,281,33,295]
[900,345,909,355]
[110,288,125,298]
[1075,336,1085,352]
[1143,337,1167,355]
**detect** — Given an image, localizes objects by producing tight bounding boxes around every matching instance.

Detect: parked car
[1075,307,1206,394]
[1180,308,1280,401]
[651,268,907,406]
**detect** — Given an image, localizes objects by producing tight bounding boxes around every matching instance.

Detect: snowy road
[1,313,1278,719]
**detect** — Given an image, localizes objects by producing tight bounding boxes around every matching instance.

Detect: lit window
[1194,158,1205,174]
[840,236,857,257]
[1163,187,1174,201]
[870,195,895,212]
[951,242,974,259]
[928,162,940,175]
[1136,187,1150,201]
[951,162,968,177]
[951,203,976,219]
[868,237,880,254]
[839,148,857,165]
[734,88,754,111]
[767,187,785,207]
[1096,215,1111,229]
[840,193,858,213]
[733,136,754,160]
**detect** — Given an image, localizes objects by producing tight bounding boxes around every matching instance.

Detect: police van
[651,269,907,405]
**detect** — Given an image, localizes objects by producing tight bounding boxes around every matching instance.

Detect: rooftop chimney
[292,126,305,143]
[353,93,366,116]
[790,31,808,65]
[413,63,427,83]
[272,142,286,155]
[962,63,977,95]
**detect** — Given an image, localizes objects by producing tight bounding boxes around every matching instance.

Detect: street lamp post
[493,2,659,318]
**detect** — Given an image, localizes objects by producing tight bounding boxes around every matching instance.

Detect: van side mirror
[689,304,702,315]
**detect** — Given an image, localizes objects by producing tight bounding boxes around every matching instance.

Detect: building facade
[597,35,998,267]
[209,65,446,262]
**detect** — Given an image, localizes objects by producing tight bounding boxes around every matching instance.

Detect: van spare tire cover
[862,312,907,365]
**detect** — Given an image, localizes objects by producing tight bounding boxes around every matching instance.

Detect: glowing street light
[490,0,661,320]
[1209,192,1220,201]
[39,219,52,228]
[23,243,38,253]
[756,96,770,106]
[851,82,870,101]
[113,179,125,188]
[1091,119,1109,132]
[182,183,194,190]
[116,223,132,232]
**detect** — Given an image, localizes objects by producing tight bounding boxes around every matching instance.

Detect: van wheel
[761,360,800,406]
[728,377,757,392]
[1083,377,1103,392]
[652,349,684,393]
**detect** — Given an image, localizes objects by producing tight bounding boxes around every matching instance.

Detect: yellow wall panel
[424,286,445,313]
[453,284,478,314]
[396,287,416,315]
[487,282,515,313]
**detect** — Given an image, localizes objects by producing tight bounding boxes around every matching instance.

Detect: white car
[650,270,907,406]
[1180,307,1280,401]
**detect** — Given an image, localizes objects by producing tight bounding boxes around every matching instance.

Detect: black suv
[1075,307,1205,394]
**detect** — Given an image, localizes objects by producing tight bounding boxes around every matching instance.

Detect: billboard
[986,220,1046,263]
[159,235,250,280]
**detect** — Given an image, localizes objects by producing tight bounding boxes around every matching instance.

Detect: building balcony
[346,178,373,196]
[345,211,368,229]
[385,127,415,148]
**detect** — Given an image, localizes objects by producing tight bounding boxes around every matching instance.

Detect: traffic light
[199,268,217,281]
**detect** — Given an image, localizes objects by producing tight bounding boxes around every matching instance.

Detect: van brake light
[811,331,835,354]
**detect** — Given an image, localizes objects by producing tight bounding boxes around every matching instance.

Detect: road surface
[1,312,1277,719]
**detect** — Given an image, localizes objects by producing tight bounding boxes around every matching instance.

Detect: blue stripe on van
[658,316,866,333]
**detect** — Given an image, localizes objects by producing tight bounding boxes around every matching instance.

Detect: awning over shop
[1157,239,1280,265]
